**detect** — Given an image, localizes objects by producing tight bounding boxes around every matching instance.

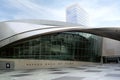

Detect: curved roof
[0,19,120,48]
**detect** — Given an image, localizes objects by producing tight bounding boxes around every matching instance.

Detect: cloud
[74,0,120,27]
[2,0,65,21]
[90,5,120,27]
[0,0,120,27]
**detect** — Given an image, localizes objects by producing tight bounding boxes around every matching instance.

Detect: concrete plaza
[0,64,120,80]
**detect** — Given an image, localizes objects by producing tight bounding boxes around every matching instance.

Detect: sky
[0,0,120,27]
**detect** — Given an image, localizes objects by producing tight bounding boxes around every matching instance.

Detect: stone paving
[0,64,120,80]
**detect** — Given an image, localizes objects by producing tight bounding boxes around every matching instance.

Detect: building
[0,20,120,70]
[102,38,120,63]
[66,4,89,26]
[0,20,102,69]
[66,4,120,63]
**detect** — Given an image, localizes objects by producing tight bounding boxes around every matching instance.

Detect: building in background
[66,4,89,26]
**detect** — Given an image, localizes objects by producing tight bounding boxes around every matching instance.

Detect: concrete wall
[0,59,97,70]
[102,38,120,56]
[0,61,14,70]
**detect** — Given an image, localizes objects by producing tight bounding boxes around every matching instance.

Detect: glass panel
[0,31,103,62]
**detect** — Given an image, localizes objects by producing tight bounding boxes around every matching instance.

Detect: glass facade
[0,31,103,62]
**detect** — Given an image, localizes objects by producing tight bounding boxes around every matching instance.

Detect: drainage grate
[114,69,120,71]
[49,69,61,71]
[52,76,84,80]
[22,69,36,73]
[97,67,108,69]
[106,74,120,77]
[74,68,86,70]
[85,70,101,72]
[11,74,31,77]
[51,72,68,74]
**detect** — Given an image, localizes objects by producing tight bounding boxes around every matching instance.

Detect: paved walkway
[0,64,120,80]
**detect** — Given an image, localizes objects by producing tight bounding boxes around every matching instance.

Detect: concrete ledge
[0,59,98,70]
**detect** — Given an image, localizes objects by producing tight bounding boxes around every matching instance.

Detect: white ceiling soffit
[0,20,120,48]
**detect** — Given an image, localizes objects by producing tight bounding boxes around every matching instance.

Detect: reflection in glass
[0,31,103,62]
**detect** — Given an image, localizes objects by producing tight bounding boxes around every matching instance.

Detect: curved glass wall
[0,31,103,62]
